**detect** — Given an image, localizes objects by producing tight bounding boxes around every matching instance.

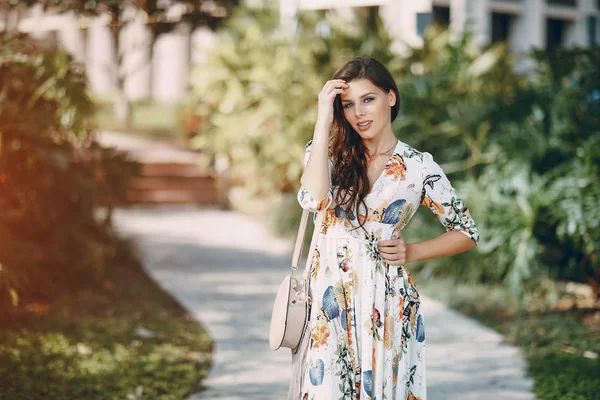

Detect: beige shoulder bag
[269,207,326,353]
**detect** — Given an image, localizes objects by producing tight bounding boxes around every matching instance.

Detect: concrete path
[113,206,536,400]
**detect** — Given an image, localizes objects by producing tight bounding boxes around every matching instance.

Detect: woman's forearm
[406,230,477,263]
[300,122,331,202]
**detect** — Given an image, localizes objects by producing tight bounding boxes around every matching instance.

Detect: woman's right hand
[316,79,348,131]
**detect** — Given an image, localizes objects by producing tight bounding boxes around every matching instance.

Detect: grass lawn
[417,277,600,400]
[94,99,185,143]
[0,236,213,400]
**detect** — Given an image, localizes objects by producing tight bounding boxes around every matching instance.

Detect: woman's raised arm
[300,79,348,204]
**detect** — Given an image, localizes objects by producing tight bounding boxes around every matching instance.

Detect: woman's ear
[388,90,397,107]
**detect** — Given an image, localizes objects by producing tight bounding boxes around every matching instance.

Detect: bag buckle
[294,290,308,304]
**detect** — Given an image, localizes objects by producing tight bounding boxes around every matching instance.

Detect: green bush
[526,49,600,288]
[386,28,547,296]
[0,33,139,306]
[392,28,533,175]
[389,31,599,298]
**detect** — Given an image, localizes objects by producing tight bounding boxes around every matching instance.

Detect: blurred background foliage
[185,5,599,301]
[186,6,393,195]
[0,33,139,307]
[394,28,600,300]
[0,32,212,400]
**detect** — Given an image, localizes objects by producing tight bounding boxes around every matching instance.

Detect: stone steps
[126,162,221,206]
[96,131,224,206]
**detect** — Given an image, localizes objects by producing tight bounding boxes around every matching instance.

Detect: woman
[289,56,479,400]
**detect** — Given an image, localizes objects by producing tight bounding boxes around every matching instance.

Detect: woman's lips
[356,120,372,131]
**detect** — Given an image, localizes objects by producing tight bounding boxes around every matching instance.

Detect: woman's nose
[355,104,365,118]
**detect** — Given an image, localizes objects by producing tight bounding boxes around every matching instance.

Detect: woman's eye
[343,98,372,108]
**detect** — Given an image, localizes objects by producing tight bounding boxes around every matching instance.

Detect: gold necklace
[366,140,397,164]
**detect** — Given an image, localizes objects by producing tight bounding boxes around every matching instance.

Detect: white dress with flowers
[288,139,479,400]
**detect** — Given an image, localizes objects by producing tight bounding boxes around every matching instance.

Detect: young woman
[289,56,479,400]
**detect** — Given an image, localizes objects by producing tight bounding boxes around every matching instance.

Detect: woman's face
[340,78,396,140]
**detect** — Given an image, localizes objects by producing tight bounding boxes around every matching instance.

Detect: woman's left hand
[378,229,407,266]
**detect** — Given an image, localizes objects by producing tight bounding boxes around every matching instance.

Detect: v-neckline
[368,139,400,193]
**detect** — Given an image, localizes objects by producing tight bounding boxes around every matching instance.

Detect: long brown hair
[330,56,401,232]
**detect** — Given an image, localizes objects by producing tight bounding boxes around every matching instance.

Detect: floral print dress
[289,138,479,400]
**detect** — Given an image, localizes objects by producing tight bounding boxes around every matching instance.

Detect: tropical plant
[525,48,600,291]
[399,34,599,298]
[392,27,533,178]
[407,162,547,298]
[378,27,534,296]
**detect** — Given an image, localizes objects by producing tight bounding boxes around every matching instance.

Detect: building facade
[10,4,219,103]
[285,0,600,55]
[7,1,599,102]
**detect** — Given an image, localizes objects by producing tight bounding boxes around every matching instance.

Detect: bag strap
[291,207,327,282]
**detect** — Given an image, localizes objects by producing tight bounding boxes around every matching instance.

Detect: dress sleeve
[297,140,334,212]
[420,152,479,244]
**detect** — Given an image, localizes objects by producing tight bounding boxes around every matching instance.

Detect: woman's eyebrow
[341,92,377,103]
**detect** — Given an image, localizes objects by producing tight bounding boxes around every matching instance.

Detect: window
[416,12,432,37]
[546,18,567,50]
[588,15,598,47]
[491,13,513,43]
[432,6,450,27]
[546,0,576,7]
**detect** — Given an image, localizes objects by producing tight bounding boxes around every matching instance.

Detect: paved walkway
[113,206,536,400]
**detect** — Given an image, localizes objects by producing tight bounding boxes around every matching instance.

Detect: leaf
[334,205,356,220]
[363,370,373,397]
[334,281,346,310]
[392,353,400,384]
[398,203,415,228]
[416,314,425,343]
[422,174,441,190]
[352,269,360,291]
[384,315,394,349]
[381,199,406,224]
[322,286,340,320]
[309,359,325,386]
